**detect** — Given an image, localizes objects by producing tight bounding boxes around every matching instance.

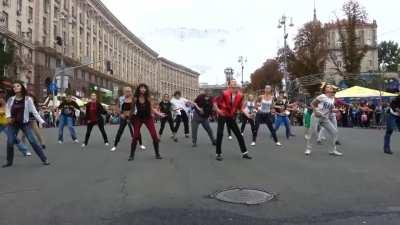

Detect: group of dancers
[1,78,400,167]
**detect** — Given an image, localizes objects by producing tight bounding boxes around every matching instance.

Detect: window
[17,20,22,37]
[44,0,49,13]
[17,0,22,13]
[64,0,69,10]
[1,11,8,28]
[27,28,32,42]
[28,7,33,22]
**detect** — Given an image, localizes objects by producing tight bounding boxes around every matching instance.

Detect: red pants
[131,116,159,144]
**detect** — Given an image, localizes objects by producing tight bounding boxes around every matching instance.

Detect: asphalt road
[1,124,400,225]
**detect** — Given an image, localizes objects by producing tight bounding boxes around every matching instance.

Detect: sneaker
[305,149,312,155]
[335,140,341,145]
[276,142,282,146]
[81,144,86,148]
[216,155,223,161]
[384,150,394,155]
[58,140,63,144]
[185,134,190,138]
[26,152,32,156]
[228,136,233,140]
[251,142,256,146]
[241,133,244,136]
[192,143,197,148]
[41,145,46,149]
[140,145,146,150]
[105,143,110,146]
[110,146,117,152]
[73,139,79,143]
[155,155,163,160]
[174,138,178,142]
[242,154,252,160]
[317,140,322,145]
[43,161,50,166]
[329,150,343,156]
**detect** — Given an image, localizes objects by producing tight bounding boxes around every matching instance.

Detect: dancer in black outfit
[129,84,166,161]
[111,86,144,152]
[159,94,174,137]
[82,93,109,148]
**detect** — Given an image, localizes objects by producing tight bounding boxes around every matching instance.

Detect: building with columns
[0,0,199,102]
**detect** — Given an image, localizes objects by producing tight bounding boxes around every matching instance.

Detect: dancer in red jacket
[213,79,252,161]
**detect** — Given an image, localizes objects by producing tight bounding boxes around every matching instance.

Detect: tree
[378,41,400,72]
[331,0,369,86]
[250,59,283,92]
[291,20,328,96]
[0,39,15,79]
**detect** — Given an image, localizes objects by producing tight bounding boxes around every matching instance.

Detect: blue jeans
[274,115,291,139]
[0,125,29,155]
[6,124,47,164]
[58,115,77,142]
[384,113,400,152]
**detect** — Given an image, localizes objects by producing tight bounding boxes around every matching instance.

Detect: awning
[335,86,398,98]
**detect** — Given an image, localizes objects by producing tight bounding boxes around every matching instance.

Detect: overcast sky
[101,0,400,85]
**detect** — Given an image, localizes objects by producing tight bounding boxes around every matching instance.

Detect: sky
[101,0,400,85]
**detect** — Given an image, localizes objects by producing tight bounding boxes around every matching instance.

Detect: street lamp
[238,56,247,87]
[224,67,234,84]
[277,15,294,95]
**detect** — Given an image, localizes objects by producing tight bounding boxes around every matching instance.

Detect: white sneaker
[81,144,86,148]
[140,145,146,150]
[110,146,117,152]
[276,142,282,146]
[58,141,63,144]
[74,139,79,143]
[241,133,244,136]
[26,151,32,156]
[228,136,233,140]
[105,143,109,146]
[305,149,311,155]
[329,150,343,156]
[251,142,256,146]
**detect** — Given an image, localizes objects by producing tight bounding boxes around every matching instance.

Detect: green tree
[250,59,283,92]
[0,39,15,78]
[331,0,369,86]
[378,41,400,72]
[291,20,328,96]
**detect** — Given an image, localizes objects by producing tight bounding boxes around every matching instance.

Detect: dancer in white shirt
[170,91,190,141]
[305,83,343,156]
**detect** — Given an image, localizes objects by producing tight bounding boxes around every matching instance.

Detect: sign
[48,82,58,93]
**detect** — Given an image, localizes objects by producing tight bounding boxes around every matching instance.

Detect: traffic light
[56,36,63,46]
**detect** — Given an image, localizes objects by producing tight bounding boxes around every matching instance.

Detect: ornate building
[0,0,199,101]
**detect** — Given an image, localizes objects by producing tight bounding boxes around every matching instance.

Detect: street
[1,125,400,225]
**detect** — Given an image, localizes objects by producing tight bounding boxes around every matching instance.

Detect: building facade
[324,20,379,83]
[0,0,199,102]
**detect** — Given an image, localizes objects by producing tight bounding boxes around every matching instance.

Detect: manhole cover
[211,187,275,205]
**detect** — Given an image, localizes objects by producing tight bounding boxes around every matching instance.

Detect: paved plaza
[1,125,400,225]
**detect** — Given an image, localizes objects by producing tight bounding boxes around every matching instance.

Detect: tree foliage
[332,0,369,86]
[250,59,283,91]
[378,41,400,72]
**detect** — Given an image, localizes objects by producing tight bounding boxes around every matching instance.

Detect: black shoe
[2,163,12,168]
[43,161,50,166]
[128,157,134,161]
[156,155,163,160]
[192,143,197,147]
[42,145,46,149]
[216,155,223,161]
[212,141,217,146]
[174,138,178,142]
[242,154,252,160]
[185,134,190,138]
[317,140,322,145]
[384,150,393,155]
[335,141,341,145]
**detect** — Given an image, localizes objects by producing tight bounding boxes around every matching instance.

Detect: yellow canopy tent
[335,86,397,98]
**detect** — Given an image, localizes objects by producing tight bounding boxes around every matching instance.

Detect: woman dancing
[305,83,342,156]
[81,93,109,148]
[253,85,281,147]
[240,94,257,136]
[3,81,50,167]
[129,84,166,161]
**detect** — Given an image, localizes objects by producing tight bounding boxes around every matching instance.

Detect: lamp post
[277,15,294,95]
[238,56,247,87]
[224,67,234,84]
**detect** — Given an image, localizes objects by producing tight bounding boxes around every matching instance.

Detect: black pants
[114,117,142,147]
[84,121,108,145]
[254,113,278,143]
[174,110,189,135]
[216,116,247,155]
[240,115,256,138]
[159,116,174,135]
